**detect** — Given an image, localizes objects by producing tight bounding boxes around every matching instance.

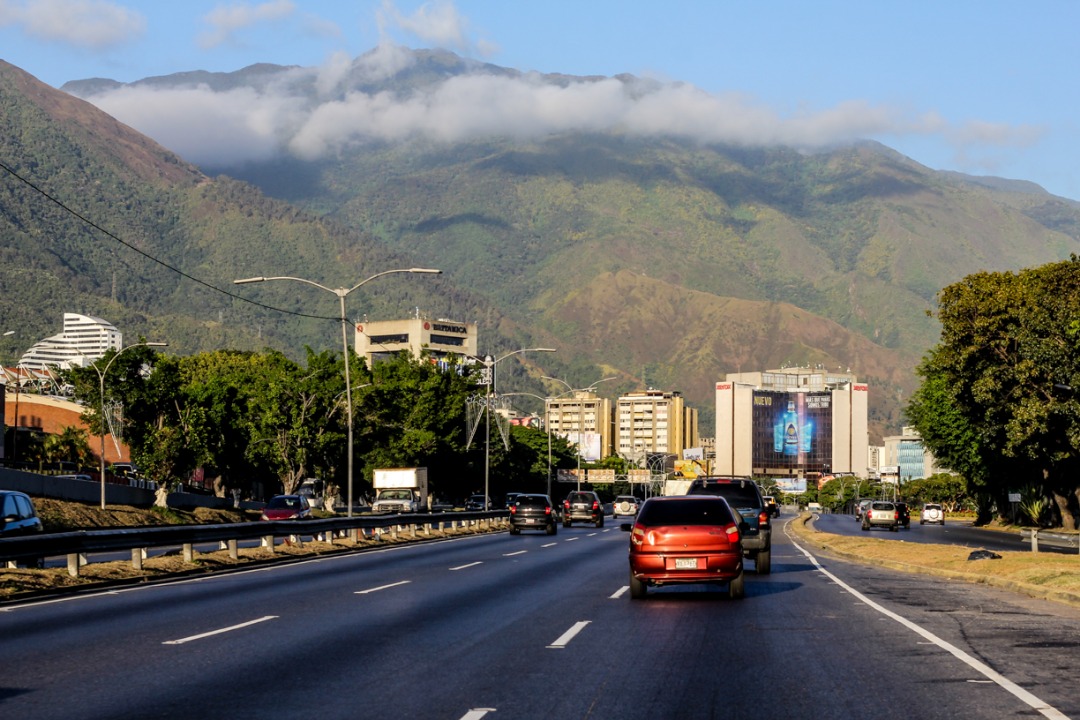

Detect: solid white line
[503,550,528,557]
[548,620,590,648]
[355,580,411,595]
[460,709,496,720]
[790,539,1069,720]
[450,561,483,570]
[610,586,629,599]
[163,615,277,645]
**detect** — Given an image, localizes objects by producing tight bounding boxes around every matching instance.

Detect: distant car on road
[508,494,558,535]
[562,490,604,527]
[861,501,899,532]
[464,494,492,511]
[855,499,872,521]
[763,495,780,517]
[895,501,911,529]
[612,495,639,519]
[260,495,312,521]
[0,490,44,537]
[921,503,945,525]
[623,495,745,600]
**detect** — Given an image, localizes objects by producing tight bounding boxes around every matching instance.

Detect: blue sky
[1,0,1077,200]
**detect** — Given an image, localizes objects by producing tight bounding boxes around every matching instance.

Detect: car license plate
[525,518,536,524]
[674,558,698,569]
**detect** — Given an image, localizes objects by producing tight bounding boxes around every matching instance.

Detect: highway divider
[0,511,508,577]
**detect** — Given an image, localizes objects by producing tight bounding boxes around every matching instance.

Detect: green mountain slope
[17,51,1080,443]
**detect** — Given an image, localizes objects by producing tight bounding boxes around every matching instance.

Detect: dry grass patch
[789,514,1080,607]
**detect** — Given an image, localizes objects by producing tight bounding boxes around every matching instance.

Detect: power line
[0,158,338,322]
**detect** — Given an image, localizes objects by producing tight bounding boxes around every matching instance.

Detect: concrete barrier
[0,467,154,507]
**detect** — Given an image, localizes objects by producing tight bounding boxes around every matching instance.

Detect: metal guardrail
[1020,528,1080,553]
[0,510,508,577]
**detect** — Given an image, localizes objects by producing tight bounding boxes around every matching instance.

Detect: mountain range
[5,49,1080,443]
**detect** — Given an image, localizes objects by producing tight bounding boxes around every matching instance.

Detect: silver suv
[861,501,899,532]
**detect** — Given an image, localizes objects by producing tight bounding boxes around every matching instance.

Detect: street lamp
[480,349,556,510]
[90,342,167,509]
[501,392,554,498]
[235,267,441,517]
[541,375,616,490]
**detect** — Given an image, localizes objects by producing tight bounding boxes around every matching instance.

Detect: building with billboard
[883,427,941,483]
[546,390,613,462]
[714,367,869,480]
[353,317,477,366]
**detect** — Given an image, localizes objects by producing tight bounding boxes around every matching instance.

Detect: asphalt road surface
[3,517,1077,719]
[811,511,1076,554]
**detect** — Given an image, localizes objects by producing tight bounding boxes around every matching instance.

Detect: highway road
[809,510,1073,554]
[3,517,1078,719]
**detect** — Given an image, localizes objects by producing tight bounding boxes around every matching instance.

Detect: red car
[622,495,745,600]
[260,494,312,521]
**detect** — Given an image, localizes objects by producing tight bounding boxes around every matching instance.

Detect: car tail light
[563,500,570,509]
[726,524,741,544]
[544,506,552,515]
[630,525,645,547]
[592,500,599,510]
[758,510,770,526]
[894,511,899,521]
[509,506,517,515]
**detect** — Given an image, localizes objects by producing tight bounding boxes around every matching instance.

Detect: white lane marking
[541,542,558,548]
[163,615,277,645]
[460,709,496,719]
[790,539,1069,720]
[548,620,591,649]
[450,561,483,571]
[587,533,598,537]
[355,580,411,595]
[610,586,629,599]
[564,537,579,542]
[503,550,528,557]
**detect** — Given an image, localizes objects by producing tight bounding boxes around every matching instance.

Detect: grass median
[787,512,1080,610]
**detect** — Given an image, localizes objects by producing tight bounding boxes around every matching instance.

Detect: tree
[42,426,92,468]
[907,257,1080,527]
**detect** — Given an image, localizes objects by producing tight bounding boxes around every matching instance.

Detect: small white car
[920,503,945,525]
[612,495,639,518]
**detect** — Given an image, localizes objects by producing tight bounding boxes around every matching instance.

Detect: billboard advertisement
[751,391,833,473]
[774,477,808,494]
[560,431,603,462]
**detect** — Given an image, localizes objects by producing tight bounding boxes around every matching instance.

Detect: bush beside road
[790,512,1080,610]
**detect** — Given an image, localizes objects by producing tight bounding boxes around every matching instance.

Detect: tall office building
[615,389,698,460]
[354,317,477,366]
[715,367,869,479]
[546,391,613,462]
[18,313,122,371]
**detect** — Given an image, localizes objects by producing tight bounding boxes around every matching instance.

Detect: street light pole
[481,349,556,510]
[91,342,167,510]
[235,267,441,517]
[541,375,616,490]
[501,391,554,498]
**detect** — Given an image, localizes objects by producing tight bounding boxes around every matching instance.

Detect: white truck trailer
[371,467,429,513]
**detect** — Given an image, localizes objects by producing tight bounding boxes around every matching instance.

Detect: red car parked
[622,495,745,600]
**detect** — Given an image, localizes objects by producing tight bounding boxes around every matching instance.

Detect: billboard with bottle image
[751,391,833,473]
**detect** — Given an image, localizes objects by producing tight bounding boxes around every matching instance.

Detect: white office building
[18,313,122,371]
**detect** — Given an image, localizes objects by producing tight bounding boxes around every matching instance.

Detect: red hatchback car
[622,496,745,600]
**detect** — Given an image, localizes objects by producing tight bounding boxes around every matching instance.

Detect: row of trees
[65,348,580,507]
[905,256,1080,529]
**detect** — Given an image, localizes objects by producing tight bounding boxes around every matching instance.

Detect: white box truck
[371,467,429,513]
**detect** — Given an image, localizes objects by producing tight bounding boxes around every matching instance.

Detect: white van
[807,502,823,513]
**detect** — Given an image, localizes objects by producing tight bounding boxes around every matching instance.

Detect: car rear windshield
[871,502,895,510]
[516,495,549,508]
[687,481,761,508]
[637,499,735,526]
[568,493,594,502]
